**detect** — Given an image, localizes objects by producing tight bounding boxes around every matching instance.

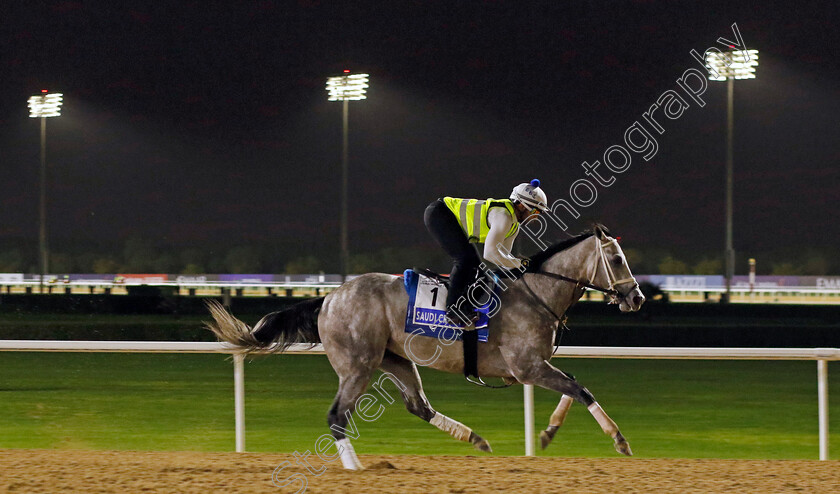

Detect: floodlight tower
[326,72,369,281]
[704,49,758,302]
[27,90,64,293]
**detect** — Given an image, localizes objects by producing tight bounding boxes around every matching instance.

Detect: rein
[521,275,564,321]
[521,237,638,321]
[530,271,619,298]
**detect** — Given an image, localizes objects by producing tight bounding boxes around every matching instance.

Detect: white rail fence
[0,341,836,460]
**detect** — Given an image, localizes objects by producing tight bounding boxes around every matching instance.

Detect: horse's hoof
[341,460,364,470]
[614,437,633,456]
[473,438,493,453]
[539,430,552,450]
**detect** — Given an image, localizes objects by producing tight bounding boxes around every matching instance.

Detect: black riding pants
[424,199,480,310]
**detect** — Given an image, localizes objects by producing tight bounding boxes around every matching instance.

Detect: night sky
[1,1,838,271]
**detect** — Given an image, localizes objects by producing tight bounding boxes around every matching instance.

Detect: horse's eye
[612,255,623,266]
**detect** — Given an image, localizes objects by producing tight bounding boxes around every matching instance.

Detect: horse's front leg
[539,394,573,449]
[516,360,632,456]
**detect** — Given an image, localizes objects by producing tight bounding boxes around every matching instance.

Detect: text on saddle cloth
[402,269,500,342]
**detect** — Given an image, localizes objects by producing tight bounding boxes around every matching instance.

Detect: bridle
[591,237,639,296]
[521,236,639,321]
[466,235,637,388]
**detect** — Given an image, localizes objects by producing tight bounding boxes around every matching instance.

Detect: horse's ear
[593,223,610,239]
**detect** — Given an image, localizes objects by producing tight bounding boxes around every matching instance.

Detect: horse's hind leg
[378,350,492,452]
[515,360,632,456]
[327,370,375,470]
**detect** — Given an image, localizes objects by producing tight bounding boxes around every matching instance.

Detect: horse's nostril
[633,295,642,306]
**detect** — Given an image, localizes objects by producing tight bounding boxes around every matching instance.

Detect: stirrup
[465,375,513,389]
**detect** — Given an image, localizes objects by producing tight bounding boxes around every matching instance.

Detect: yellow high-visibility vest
[443,197,519,243]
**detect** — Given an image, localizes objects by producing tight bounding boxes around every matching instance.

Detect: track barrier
[0,341,836,459]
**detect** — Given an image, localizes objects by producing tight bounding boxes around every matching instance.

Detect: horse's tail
[204,297,324,353]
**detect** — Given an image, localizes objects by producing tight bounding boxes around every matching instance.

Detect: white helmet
[510,179,548,212]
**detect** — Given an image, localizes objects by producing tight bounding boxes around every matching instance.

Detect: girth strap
[461,327,512,388]
[462,329,479,378]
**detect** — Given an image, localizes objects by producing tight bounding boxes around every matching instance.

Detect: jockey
[424,179,548,325]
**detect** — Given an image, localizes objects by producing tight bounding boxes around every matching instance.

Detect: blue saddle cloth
[402,269,495,342]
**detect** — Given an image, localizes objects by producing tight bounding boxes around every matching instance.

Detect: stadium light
[704,50,758,302]
[28,91,64,117]
[326,73,369,101]
[325,73,369,281]
[28,91,64,293]
[705,50,759,80]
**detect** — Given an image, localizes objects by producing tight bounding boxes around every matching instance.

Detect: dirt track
[1,450,839,493]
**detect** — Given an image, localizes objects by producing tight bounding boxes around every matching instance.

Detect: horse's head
[592,226,645,312]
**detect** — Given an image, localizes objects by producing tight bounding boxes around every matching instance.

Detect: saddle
[409,268,498,379]
[412,267,497,311]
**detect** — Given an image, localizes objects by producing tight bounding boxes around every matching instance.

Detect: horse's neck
[533,236,599,314]
[544,236,599,282]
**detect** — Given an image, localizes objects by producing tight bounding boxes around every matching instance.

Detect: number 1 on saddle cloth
[402,269,498,341]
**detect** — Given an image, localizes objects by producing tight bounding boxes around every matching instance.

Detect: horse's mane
[526,224,611,272]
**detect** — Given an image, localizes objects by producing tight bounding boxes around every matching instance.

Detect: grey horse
[206,225,645,469]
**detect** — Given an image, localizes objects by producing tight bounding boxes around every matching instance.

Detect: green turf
[0,353,836,459]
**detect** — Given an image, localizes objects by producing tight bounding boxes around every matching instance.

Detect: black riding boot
[424,199,481,327]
